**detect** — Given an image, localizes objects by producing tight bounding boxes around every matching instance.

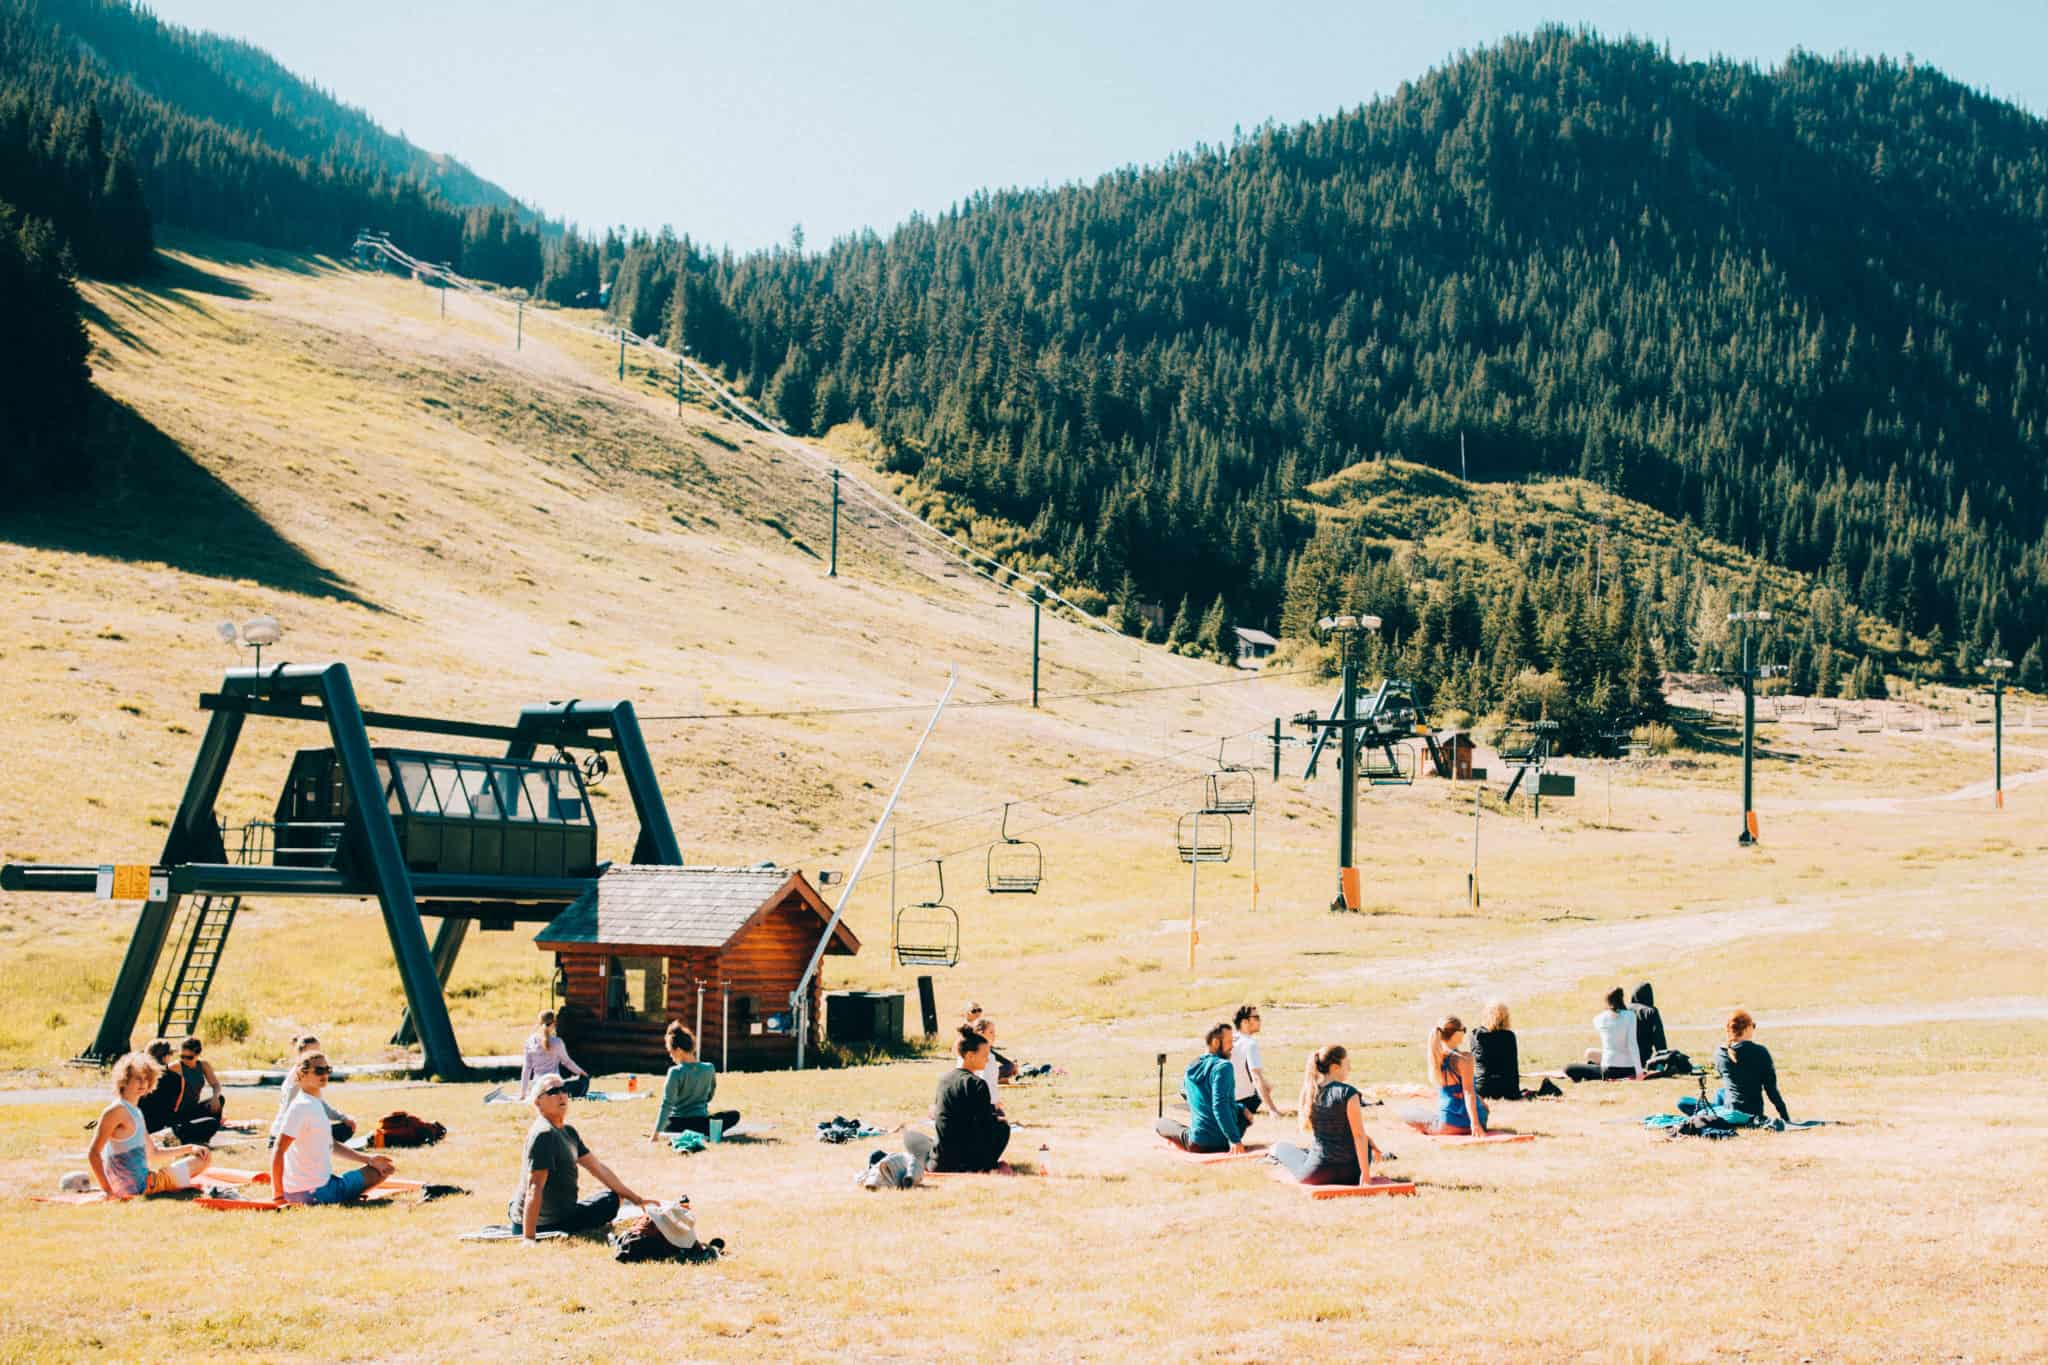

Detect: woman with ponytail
[1410,1017,1489,1136]
[1270,1044,1391,1185]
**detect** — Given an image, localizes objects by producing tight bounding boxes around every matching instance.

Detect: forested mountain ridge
[23,0,527,216]
[0,0,544,497]
[598,27,2048,721]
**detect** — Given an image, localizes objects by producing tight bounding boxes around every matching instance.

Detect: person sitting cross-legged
[1155,1022,1247,1154]
[1405,1016,1490,1136]
[929,1027,1012,1172]
[520,1009,591,1101]
[136,1039,183,1139]
[652,1021,740,1140]
[168,1035,226,1145]
[1471,1002,1563,1102]
[272,1051,395,1205]
[1678,1009,1793,1126]
[515,1073,654,1239]
[269,1034,356,1147]
[1563,987,1646,1082]
[1231,1004,1294,1125]
[1271,1045,1392,1185]
[87,1051,214,1198]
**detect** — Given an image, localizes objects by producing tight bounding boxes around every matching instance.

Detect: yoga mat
[1157,1138,1270,1165]
[1266,1168,1418,1199]
[1426,1132,1536,1146]
[922,1161,1043,1181]
[460,1226,567,1242]
[195,1185,407,1211]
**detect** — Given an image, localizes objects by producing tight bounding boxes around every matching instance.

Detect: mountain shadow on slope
[0,391,373,609]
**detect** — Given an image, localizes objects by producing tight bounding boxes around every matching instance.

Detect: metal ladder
[150,818,309,1040]
[153,892,241,1040]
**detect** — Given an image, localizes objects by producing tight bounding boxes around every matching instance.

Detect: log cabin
[534,864,858,1072]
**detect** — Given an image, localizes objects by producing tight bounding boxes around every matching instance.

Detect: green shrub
[1632,722,1678,756]
[204,1007,252,1045]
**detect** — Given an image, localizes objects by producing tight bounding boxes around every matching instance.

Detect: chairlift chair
[893,861,960,969]
[1204,738,1257,815]
[1176,811,1233,863]
[1363,742,1415,787]
[986,803,1043,895]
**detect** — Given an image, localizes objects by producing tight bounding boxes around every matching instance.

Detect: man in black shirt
[931,1027,1010,1172]
[1630,983,1668,1063]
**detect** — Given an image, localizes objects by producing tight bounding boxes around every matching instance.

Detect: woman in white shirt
[520,1010,591,1100]
[1563,987,1645,1082]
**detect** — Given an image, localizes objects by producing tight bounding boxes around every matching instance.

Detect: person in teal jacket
[650,1022,740,1140]
[1154,1023,1246,1154]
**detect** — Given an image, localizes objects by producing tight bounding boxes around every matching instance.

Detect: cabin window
[605,956,667,1020]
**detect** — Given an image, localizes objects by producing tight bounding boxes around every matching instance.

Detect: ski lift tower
[1294,614,1381,911]
[1727,608,1775,845]
[1986,656,2013,809]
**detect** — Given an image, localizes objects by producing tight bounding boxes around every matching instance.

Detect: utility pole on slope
[1031,596,1041,708]
[1987,656,2013,809]
[1728,608,1775,845]
[828,469,840,577]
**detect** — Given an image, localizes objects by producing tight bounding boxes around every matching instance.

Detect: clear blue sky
[144,0,2048,252]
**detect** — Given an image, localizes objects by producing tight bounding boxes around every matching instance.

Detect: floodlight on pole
[1987,657,2014,809]
[218,615,283,674]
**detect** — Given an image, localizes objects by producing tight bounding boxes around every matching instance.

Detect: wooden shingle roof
[534,865,858,955]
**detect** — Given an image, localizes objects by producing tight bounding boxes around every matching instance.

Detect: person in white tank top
[86,1052,212,1198]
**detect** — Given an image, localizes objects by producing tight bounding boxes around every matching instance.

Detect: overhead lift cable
[358,234,1302,728]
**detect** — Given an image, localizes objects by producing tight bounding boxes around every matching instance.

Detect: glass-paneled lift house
[0,663,708,1078]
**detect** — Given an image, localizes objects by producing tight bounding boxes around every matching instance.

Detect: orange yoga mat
[1423,1131,1536,1146]
[1158,1138,1270,1166]
[1267,1168,1418,1199]
[194,1185,408,1211]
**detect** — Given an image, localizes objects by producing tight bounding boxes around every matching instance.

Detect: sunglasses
[308,1065,332,1076]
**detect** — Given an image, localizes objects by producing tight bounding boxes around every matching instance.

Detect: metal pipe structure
[792,669,957,1068]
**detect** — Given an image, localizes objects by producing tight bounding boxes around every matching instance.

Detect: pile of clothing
[815,1115,886,1144]
[607,1198,726,1264]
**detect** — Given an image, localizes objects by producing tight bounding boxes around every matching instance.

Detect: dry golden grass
[0,242,2044,1360]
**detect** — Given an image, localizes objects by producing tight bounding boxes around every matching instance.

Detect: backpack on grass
[371,1111,446,1147]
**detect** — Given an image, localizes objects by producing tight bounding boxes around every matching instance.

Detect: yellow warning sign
[110,864,151,901]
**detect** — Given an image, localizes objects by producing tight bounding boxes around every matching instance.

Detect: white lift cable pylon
[790,667,957,1069]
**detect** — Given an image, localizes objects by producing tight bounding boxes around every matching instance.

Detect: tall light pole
[1987,656,2013,809]
[1728,608,1773,845]
[1302,613,1381,909]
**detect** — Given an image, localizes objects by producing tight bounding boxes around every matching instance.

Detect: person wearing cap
[513,1073,653,1240]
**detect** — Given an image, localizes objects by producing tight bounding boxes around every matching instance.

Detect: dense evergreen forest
[5,14,2045,726]
[0,0,546,273]
[585,28,2048,729]
[0,0,546,491]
